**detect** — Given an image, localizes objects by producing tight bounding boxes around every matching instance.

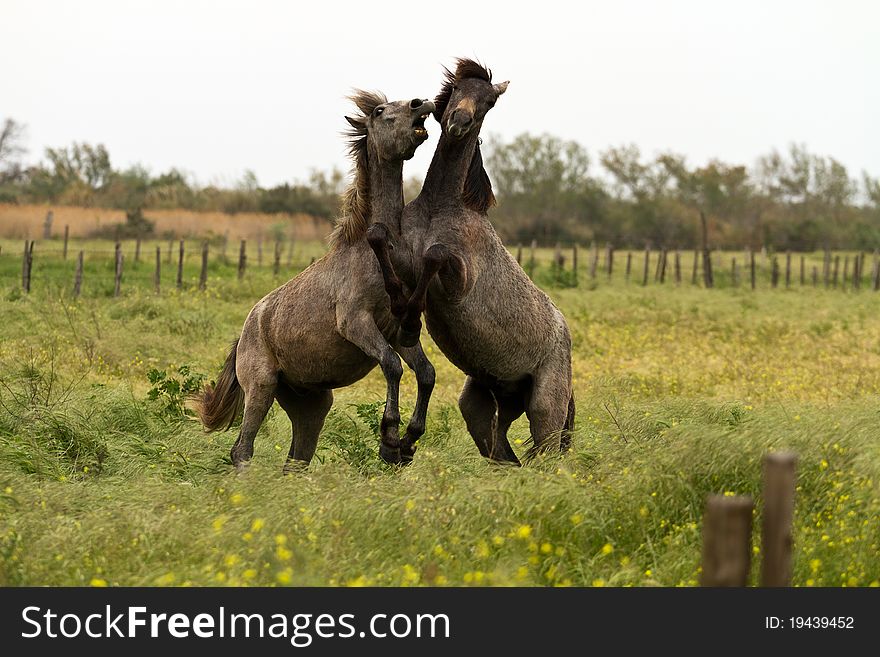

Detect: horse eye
[374,107,384,116]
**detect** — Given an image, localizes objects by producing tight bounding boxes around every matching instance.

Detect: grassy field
[0,238,878,587]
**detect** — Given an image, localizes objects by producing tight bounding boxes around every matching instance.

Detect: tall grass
[0,240,878,586]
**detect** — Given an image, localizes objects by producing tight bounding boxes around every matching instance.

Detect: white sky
[2,0,877,188]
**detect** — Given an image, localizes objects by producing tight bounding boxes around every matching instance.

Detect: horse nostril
[409,98,422,110]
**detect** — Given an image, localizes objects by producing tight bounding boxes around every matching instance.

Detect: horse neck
[366,149,404,233]
[416,128,481,210]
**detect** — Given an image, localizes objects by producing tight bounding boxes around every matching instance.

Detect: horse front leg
[366,223,408,318]
[397,343,436,463]
[398,243,467,347]
[337,310,404,464]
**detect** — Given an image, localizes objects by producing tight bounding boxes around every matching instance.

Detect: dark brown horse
[195,92,437,470]
[369,60,575,465]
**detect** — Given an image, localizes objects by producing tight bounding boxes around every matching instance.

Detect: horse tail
[560,392,575,452]
[193,338,243,431]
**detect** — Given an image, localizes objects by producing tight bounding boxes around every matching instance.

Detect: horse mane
[432,59,496,214]
[328,89,387,249]
[463,144,496,214]
[433,58,492,123]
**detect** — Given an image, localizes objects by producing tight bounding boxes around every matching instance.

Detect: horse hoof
[282,459,308,475]
[399,442,416,465]
[233,460,250,474]
[379,442,401,465]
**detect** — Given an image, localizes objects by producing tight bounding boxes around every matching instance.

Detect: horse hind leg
[493,390,525,466]
[230,380,276,470]
[275,384,334,474]
[229,340,277,470]
[458,376,497,459]
[523,361,572,462]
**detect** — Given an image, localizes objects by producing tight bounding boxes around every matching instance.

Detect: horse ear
[345,115,365,130]
[493,81,509,96]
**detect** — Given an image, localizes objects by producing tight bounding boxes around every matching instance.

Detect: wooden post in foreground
[73,251,84,297]
[642,247,650,286]
[63,225,70,260]
[674,250,681,285]
[625,252,632,282]
[701,495,754,587]
[761,452,798,587]
[199,241,209,291]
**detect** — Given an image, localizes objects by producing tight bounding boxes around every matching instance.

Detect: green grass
[0,240,878,587]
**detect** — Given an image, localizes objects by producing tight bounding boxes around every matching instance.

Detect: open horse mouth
[412,113,429,138]
[410,99,434,140]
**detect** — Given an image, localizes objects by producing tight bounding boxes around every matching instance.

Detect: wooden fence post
[589,243,598,279]
[642,247,650,286]
[199,241,209,291]
[659,248,668,284]
[238,240,247,280]
[822,249,830,287]
[853,253,861,291]
[750,250,756,290]
[832,255,839,288]
[785,251,791,288]
[843,256,850,290]
[812,265,818,287]
[654,248,662,282]
[73,250,84,297]
[691,249,699,285]
[605,244,613,278]
[771,255,779,288]
[761,452,798,587]
[155,246,161,294]
[674,250,681,285]
[177,240,185,289]
[43,210,53,239]
[63,225,69,260]
[114,242,123,297]
[625,252,632,282]
[874,252,880,291]
[701,495,754,587]
[799,255,805,286]
[22,240,31,292]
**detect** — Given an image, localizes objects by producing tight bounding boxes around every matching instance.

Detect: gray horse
[195,92,437,470]
[370,60,575,465]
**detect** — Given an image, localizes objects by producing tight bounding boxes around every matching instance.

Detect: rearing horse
[195,92,437,470]
[370,60,575,465]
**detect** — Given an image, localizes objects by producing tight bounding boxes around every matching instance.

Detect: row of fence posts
[514,242,880,291]
[701,452,797,586]
[13,235,310,297]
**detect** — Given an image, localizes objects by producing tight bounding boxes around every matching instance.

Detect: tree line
[2,117,878,250]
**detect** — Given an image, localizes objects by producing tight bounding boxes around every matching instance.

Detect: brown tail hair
[193,338,243,431]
